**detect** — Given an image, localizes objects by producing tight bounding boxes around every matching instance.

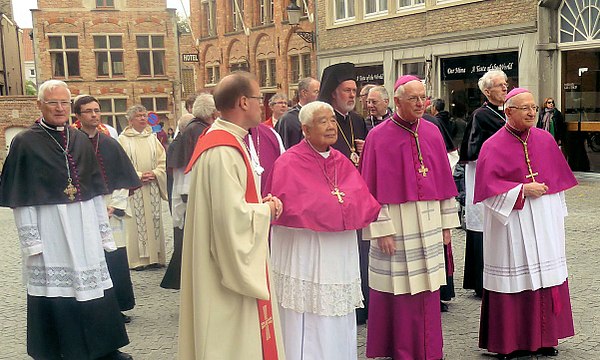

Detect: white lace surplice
[14,196,115,301]
[270,226,363,317]
[465,161,484,232]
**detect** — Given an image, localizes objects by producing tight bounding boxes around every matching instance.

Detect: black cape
[459,102,505,162]
[168,118,211,169]
[89,132,142,192]
[0,121,108,207]
[423,113,455,152]
[275,104,303,149]
[332,110,369,160]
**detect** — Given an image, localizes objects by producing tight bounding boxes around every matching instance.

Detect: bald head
[213,72,257,111]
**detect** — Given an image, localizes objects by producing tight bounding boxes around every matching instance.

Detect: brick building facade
[317,0,600,171]
[317,0,538,117]
[0,96,40,165]
[189,0,317,114]
[31,0,181,132]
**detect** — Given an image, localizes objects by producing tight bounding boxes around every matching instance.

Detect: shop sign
[182,53,199,63]
[355,65,384,85]
[563,83,579,90]
[441,52,518,81]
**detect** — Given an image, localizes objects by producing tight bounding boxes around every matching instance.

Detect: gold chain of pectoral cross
[38,122,78,201]
[305,139,346,204]
[390,117,429,177]
[504,126,538,182]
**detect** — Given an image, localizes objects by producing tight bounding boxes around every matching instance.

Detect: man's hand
[355,139,365,153]
[141,171,156,183]
[523,182,548,198]
[262,194,283,220]
[443,229,451,245]
[377,236,396,256]
[107,206,115,218]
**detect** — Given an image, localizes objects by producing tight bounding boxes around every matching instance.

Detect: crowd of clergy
[0,62,576,360]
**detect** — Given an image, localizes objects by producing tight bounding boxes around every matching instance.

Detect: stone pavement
[1,173,600,359]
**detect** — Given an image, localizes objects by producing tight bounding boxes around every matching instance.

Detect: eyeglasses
[508,105,539,113]
[405,96,428,104]
[492,83,509,89]
[272,101,288,106]
[43,100,72,108]
[248,95,264,102]
[80,109,101,114]
[546,101,554,105]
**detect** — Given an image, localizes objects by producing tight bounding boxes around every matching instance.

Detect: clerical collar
[305,139,331,158]
[393,113,418,128]
[40,118,65,131]
[505,123,528,139]
[334,109,349,118]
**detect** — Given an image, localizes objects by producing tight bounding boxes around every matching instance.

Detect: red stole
[186,129,279,360]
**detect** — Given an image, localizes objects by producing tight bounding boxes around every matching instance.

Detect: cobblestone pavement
[1,173,600,359]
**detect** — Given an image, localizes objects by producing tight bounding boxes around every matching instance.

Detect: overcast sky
[12,0,190,28]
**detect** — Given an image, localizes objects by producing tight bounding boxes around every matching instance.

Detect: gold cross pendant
[418,163,429,177]
[525,171,538,182]
[331,187,346,203]
[64,181,77,201]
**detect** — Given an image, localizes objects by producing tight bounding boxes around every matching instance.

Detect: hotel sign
[182,53,199,63]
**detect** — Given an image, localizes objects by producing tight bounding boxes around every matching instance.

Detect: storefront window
[440,52,518,119]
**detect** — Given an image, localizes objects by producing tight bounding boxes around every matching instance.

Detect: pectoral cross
[418,163,429,177]
[64,181,77,201]
[523,142,538,182]
[331,187,346,204]
[260,305,273,340]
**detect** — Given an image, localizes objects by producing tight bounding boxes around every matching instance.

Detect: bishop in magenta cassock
[266,101,380,360]
[360,75,459,360]
[475,88,577,359]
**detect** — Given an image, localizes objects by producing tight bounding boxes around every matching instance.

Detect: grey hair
[505,91,531,108]
[178,113,194,130]
[478,69,507,92]
[126,105,147,120]
[360,84,376,96]
[298,77,317,93]
[268,93,288,106]
[394,79,422,98]
[37,80,71,101]
[299,101,334,126]
[192,93,216,120]
[369,86,389,101]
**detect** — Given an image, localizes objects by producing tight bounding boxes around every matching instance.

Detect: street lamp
[286,0,315,46]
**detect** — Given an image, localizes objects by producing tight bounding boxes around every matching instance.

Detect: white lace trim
[99,221,112,245]
[18,225,41,249]
[27,260,111,292]
[273,271,363,316]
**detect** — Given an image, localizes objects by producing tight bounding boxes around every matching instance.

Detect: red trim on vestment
[187,129,279,360]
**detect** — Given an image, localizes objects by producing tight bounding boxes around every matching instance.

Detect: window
[48,35,80,78]
[136,35,165,77]
[96,0,114,7]
[398,0,424,9]
[206,65,220,85]
[230,62,249,72]
[334,0,355,22]
[258,58,276,88]
[365,0,387,16]
[290,53,311,82]
[94,35,124,78]
[202,0,217,37]
[141,96,170,123]
[259,0,274,25]
[231,0,244,32]
[560,0,600,43]
[29,69,35,76]
[402,61,425,78]
[98,98,128,133]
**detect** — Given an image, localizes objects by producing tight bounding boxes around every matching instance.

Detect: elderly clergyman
[360,75,459,360]
[0,80,132,359]
[365,85,392,131]
[266,101,380,360]
[460,69,508,297]
[275,77,320,149]
[475,88,577,359]
[118,105,168,270]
